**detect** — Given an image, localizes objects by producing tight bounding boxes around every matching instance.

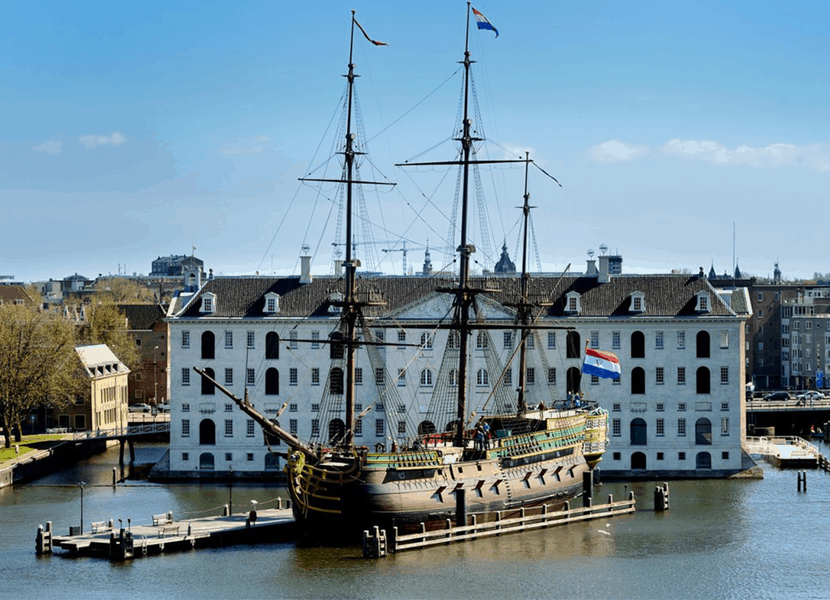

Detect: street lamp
[154,345,159,410]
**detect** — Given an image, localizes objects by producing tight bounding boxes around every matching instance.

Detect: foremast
[515,153,534,416]
[300,12,392,450]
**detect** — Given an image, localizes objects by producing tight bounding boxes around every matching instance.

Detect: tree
[75,301,140,371]
[0,304,79,447]
[95,277,155,303]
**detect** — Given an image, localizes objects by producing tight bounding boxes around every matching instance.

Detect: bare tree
[0,304,78,447]
[75,301,140,370]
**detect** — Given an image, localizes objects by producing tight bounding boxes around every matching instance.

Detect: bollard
[277,498,282,510]
[223,503,230,516]
[582,470,593,507]
[456,489,467,527]
[112,467,117,487]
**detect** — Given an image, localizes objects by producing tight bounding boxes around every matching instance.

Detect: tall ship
[196,5,609,541]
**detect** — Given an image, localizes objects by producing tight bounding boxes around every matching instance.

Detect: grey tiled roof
[118,304,167,330]
[174,273,737,320]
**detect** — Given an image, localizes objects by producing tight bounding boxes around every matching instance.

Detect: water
[3,442,830,600]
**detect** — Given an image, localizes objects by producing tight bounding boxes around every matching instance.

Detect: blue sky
[2,1,828,283]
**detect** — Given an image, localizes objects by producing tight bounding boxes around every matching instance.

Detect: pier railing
[377,494,635,555]
[68,423,171,442]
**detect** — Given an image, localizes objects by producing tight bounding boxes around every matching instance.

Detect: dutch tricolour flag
[472,7,499,38]
[582,348,621,380]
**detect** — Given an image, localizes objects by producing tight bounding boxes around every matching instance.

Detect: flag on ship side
[354,18,388,46]
[472,7,499,38]
[582,348,621,380]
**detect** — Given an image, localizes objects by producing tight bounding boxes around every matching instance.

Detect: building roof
[117,303,167,330]
[75,344,130,377]
[0,285,35,307]
[172,273,738,321]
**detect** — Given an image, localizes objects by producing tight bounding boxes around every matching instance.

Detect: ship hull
[286,410,607,542]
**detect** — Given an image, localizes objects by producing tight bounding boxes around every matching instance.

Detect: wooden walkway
[745,436,820,468]
[38,505,295,560]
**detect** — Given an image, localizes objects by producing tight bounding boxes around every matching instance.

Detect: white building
[161,262,751,480]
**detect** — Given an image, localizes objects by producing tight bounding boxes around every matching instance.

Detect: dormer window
[263,292,280,314]
[328,292,343,315]
[630,291,645,313]
[201,292,216,314]
[696,292,710,313]
[564,291,581,314]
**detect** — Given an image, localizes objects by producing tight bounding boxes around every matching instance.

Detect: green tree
[0,304,79,447]
[75,301,140,370]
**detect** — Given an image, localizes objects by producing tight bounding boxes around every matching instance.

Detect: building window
[656,403,665,412]
[397,330,406,346]
[311,331,320,349]
[678,452,686,460]
[247,331,255,349]
[656,419,665,437]
[720,367,729,384]
[590,331,599,349]
[504,368,512,385]
[656,367,664,385]
[696,331,710,358]
[354,418,362,437]
[547,368,556,385]
[504,332,513,349]
[677,331,685,349]
[311,368,320,386]
[566,331,581,359]
[182,330,191,348]
[225,331,233,349]
[631,367,645,394]
[612,418,621,437]
[631,331,645,358]
[182,419,190,437]
[182,403,190,412]
[420,369,433,386]
[225,420,233,437]
[720,331,729,349]
[612,403,621,412]
[655,331,664,350]
[182,368,190,386]
[476,369,489,386]
[721,417,729,436]
[247,420,255,437]
[677,367,686,385]
[225,368,233,386]
[612,331,620,350]
[355,368,363,385]
[246,368,255,386]
[289,331,298,349]
[421,333,433,349]
[289,419,297,435]
[311,419,319,436]
[591,375,599,385]
[548,332,556,349]
[375,368,385,386]
[696,367,711,394]
[376,419,384,437]
[527,334,534,349]
[289,368,298,386]
[225,403,233,412]
[524,367,534,385]
[398,369,406,386]
[476,332,489,350]
[201,331,215,359]
[678,418,686,437]
[721,402,729,411]
[182,452,189,461]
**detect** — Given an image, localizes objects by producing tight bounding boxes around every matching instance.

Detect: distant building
[118,304,169,406]
[55,345,130,432]
[151,255,204,277]
[0,285,36,308]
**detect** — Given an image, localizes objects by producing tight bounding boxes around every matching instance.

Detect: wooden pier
[37,501,295,561]
[364,492,637,558]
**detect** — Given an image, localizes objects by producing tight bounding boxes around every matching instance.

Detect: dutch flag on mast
[582,348,622,380]
[472,7,499,38]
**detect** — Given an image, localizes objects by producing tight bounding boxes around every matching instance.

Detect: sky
[2,0,828,284]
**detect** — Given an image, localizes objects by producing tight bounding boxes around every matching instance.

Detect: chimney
[300,255,313,284]
[586,259,597,276]
[598,255,611,284]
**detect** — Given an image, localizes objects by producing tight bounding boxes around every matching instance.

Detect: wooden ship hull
[286,408,608,538]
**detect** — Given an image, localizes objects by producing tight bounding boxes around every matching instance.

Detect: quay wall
[0,439,111,488]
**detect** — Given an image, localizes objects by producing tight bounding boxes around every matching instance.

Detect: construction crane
[382,241,424,276]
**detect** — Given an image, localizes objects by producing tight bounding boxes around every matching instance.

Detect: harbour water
[3,442,830,600]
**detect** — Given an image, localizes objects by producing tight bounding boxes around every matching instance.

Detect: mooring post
[582,470,593,508]
[128,440,136,463]
[112,467,117,487]
[456,489,467,528]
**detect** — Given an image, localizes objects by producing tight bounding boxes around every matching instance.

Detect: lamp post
[153,345,159,410]
[79,481,86,534]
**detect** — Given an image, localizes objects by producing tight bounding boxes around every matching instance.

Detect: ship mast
[515,153,534,415]
[300,12,393,449]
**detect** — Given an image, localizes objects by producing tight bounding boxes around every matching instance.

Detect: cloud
[33,140,63,155]
[218,135,272,156]
[586,140,649,163]
[661,139,830,171]
[79,132,127,148]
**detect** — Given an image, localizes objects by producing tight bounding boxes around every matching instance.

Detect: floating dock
[745,435,820,468]
[37,503,295,560]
